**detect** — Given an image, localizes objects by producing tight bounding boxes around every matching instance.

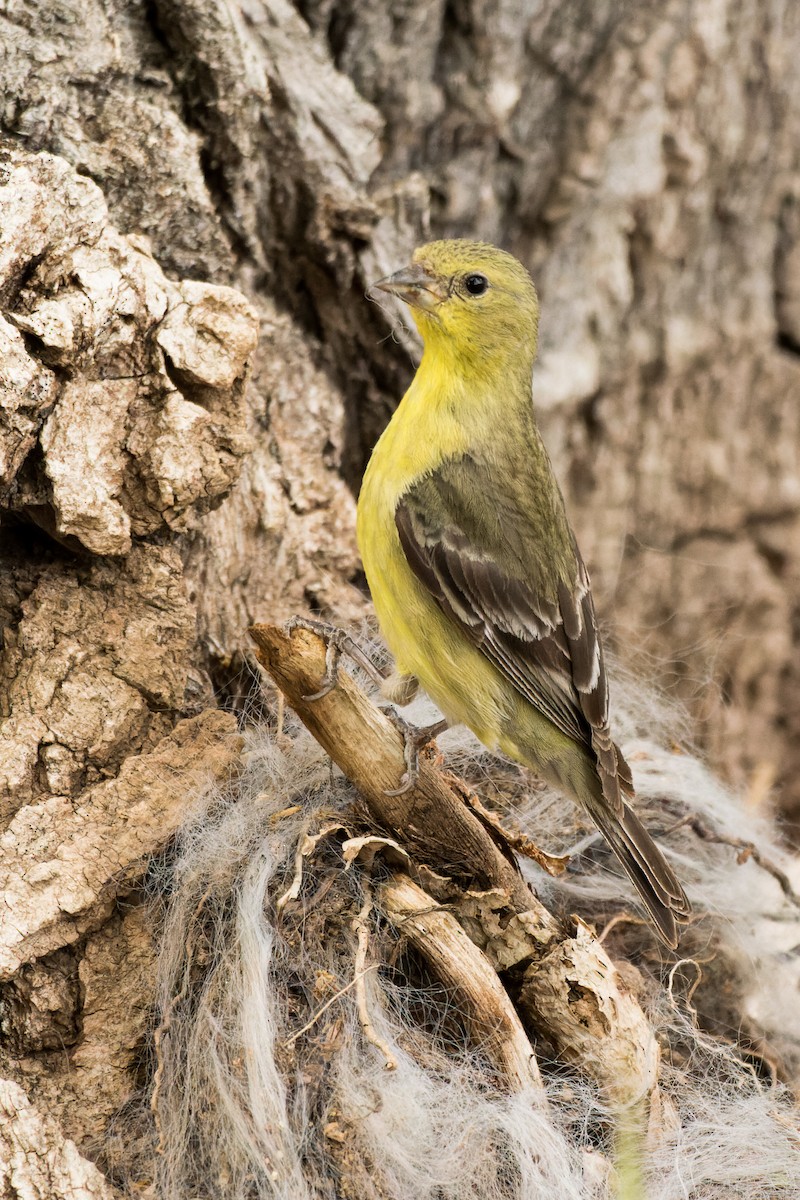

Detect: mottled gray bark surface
[1,0,799,1191]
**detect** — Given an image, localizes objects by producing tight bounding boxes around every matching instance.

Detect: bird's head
[374,240,539,371]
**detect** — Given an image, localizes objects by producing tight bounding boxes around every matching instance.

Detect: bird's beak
[372,263,446,310]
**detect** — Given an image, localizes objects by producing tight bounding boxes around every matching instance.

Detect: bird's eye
[464,273,489,296]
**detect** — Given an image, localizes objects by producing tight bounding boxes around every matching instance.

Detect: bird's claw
[384,778,414,798]
[285,617,348,700]
[380,707,421,795]
[380,708,449,797]
[284,616,387,700]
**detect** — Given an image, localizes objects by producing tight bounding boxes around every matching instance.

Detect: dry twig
[379,873,541,1091]
[669,813,800,908]
[352,876,398,1071]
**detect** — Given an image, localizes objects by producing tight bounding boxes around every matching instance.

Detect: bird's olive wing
[395,456,632,812]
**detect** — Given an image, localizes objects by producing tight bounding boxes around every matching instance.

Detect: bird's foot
[380,709,449,796]
[284,617,387,701]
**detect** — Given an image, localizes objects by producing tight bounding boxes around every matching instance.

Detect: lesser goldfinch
[358,239,690,947]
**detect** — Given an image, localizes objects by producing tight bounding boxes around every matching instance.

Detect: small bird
[357,239,690,947]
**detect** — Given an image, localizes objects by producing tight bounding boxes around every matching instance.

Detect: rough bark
[1,0,799,1192]
[0,1079,118,1200]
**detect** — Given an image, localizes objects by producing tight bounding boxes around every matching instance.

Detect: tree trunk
[1,0,799,1195]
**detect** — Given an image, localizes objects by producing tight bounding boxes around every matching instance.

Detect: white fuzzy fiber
[151,661,800,1199]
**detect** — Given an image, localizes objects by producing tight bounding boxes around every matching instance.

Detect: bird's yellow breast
[356,372,464,670]
[356,370,512,742]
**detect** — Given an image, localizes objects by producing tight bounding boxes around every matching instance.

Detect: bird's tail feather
[585,799,691,949]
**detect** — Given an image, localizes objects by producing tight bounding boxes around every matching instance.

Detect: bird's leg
[284,617,387,701]
[380,709,449,796]
[283,616,442,792]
